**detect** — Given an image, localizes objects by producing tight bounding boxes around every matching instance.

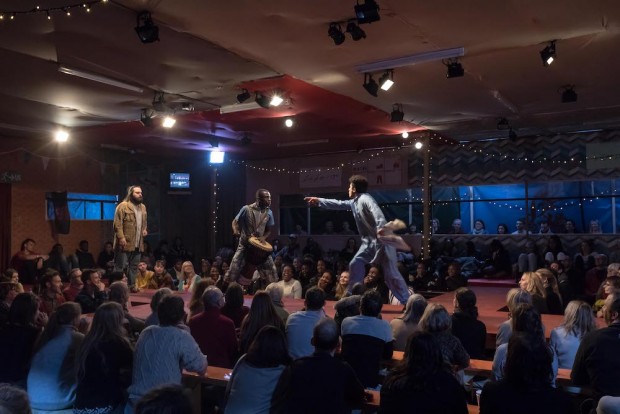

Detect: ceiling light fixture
[220,101,261,114]
[58,66,143,93]
[354,0,380,24]
[54,129,69,142]
[496,117,510,130]
[401,132,409,139]
[270,94,284,107]
[328,23,346,45]
[236,88,251,103]
[379,70,394,91]
[444,58,464,78]
[346,21,366,41]
[135,11,159,44]
[285,118,294,128]
[362,73,379,97]
[356,47,465,73]
[390,104,404,122]
[540,40,556,66]
[255,92,271,109]
[162,116,176,128]
[209,151,225,164]
[561,85,577,103]
[508,128,518,141]
[140,108,155,127]
[209,138,220,148]
[414,141,423,149]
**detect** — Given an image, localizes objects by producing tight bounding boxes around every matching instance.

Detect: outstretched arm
[305,197,353,210]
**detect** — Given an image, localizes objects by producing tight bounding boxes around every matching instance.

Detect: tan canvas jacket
[113,201,147,252]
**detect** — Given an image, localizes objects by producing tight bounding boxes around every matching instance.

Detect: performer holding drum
[225,188,278,287]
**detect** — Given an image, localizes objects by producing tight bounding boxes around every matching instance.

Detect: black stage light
[255,92,271,109]
[236,89,251,103]
[135,11,159,44]
[140,108,154,127]
[363,73,379,97]
[355,0,380,24]
[378,70,394,91]
[561,86,577,103]
[497,118,510,130]
[540,41,556,66]
[509,128,517,141]
[390,104,404,122]
[445,60,464,78]
[241,134,251,146]
[346,21,366,41]
[328,23,346,45]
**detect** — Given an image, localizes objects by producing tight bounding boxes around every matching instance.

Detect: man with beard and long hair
[226,189,278,287]
[113,185,148,291]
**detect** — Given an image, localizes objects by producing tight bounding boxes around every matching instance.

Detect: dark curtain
[46,191,71,234]
[0,183,10,270]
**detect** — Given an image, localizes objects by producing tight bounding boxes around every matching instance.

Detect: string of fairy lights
[0,1,108,21]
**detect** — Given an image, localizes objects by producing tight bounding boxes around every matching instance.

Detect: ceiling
[0,0,619,159]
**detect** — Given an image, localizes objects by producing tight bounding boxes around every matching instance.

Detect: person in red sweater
[188,286,238,368]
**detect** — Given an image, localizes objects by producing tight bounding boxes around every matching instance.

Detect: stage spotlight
[209,151,225,164]
[346,21,366,41]
[355,0,380,24]
[540,41,556,66]
[209,138,220,148]
[379,70,394,91]
[363,73,379,97]
[390,104,404,122]
[140,108,155,127]
[401,132,409,139]
[255,92,271,109]
[236,89,251,103]
[445,59,464,78]
[328,23,346,45]
[561,85,577,103]
[270,94,284,107]
[162,116,176,128]
[135,11,159,44]
[497,118,510,130]
[414,141,423,149]
[54,129,69,142]
[285,118,294,128]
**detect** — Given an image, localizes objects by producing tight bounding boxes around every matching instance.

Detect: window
[46,192,118,221]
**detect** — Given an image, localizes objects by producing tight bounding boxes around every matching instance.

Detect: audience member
[518,271,549,314]
[225,326,291,414]
[589,219,603,234]
[108,271,128,285]
[144,287,173,327]
[46,243,71,280]
[75,269,108,314]
[189,286,238,368]
[512,219,531,235]
[517,240,540,274]
[0,279,19,326]
[538,220,553,235]
[483,239,512,279]
[363,265,389,304]
[381,331,468,413]
[10,238,48,284]
[265,282,289,324]
[334,270,350,300]
[221,282,250,328]
[341,289,394,388]
[188,279,215,318]
[574,239,597,274]
[481,333,572,414]
[585,254,608,302]
[472,219,487,235]
[72,240,96,270]
[312,270,336,300]
[0,292,43,387]
[134,384,193,414]
[276,264,302,299]
[443,262,467,291]
[74,302,134,414]
[274,318,366,414]
[27,302,83,411]
[63,268,83,302]
[536,268,564,314]
[38,269,66,315]
[419,303,470,372]
[549,300,596,369]
[108,281,145,338]
[496,223,509,235]
[0,384,32,414]
[183,261,201,293]
[286,287,326,360]
[564,219,577,233]
[135,260,157,290]
[151,260,174,289]
[127,295,207,408]
[240,291,285,354]
[97,241,115,274]
[449,218,464,234]
[594,274,620,316]
[2,268,24,293]
[496,288,533,347]
[390,293,427,352]
[340,238,358,263]
[542,235,564,264]
[451,287,487,359]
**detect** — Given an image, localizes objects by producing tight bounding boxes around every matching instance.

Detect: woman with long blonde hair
[518,271,549,314]
[549,300,596,369]
[535,268,563,315]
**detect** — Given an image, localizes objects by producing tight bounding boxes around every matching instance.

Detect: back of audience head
[134,384,192,414]
[402,293,427,324]
[265,282,284,305]
[511,303,544,340]
[9,292,39,326]
[158,295,186,326]
[351,282,366,296]
[419,303,451,333]
[604,290,620,325]
[360,289,383,317]
[0,281,18,304]
[304,286,326,311]
[246,325,291,367]
[311,318,340,352]
[34,301,81,353]
[506,288,532,315]
[202,286,224,310]
[562,300,596,339]
[149,288,173,313]
[108,271,127,285]
[108,281,129,306]
[0,383,31,414]
[80,269,99,287]
[454,287,478,319]
[224,282,245,309]
[504,332,553,391]
[386,331,445,390]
